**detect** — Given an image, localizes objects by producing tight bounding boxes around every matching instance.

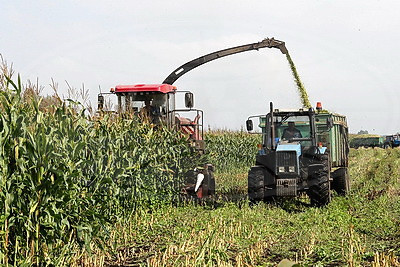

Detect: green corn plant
[205,130,260,173]
[0,73,200,265]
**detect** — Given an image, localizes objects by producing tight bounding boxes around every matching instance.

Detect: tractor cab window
[264,114,313,148]
[118,93,168,123]
[275,116,311,140]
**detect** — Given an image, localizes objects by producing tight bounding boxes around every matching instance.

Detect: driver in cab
[282,121,302,140]
[141,99,156,120]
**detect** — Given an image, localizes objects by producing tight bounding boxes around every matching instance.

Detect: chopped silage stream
[286,53,312,108]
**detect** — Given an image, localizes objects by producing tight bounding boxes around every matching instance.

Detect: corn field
[0,74,199,265]
[1,70,399,266]
[205,130,259,173]
[80,147,399,266]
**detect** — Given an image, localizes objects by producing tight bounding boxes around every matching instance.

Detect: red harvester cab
[98,84,205,152]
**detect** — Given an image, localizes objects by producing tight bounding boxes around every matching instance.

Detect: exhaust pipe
[270,102,276,150]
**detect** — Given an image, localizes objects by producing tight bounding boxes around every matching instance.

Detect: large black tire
[383,142,392,149]
[248,166,265,204]
[307,154,331,207]
[332,168,350,196]
[207,168,216,196]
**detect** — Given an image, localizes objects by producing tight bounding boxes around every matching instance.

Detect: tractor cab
[98,84,205,151]
[261,110,318,153]
[246,104,322,158]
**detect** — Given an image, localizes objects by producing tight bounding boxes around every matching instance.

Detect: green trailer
[349,135,384,148]
[315,113,349,168]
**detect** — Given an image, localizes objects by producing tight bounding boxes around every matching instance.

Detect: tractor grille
[276,151,297,166]
[276,151,298,175]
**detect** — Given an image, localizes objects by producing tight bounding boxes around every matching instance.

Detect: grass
[78,147,400,266]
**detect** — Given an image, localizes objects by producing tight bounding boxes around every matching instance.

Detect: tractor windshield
[263,114,314,148]
[118,93,168,123]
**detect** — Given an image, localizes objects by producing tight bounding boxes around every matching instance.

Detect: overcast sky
[2,1,400,134]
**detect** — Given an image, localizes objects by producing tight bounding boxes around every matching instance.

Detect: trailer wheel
[332,168,350,195]
[308,154,331,207]
[248,166,265,204]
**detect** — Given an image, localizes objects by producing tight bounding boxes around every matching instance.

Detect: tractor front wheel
[307,154,331,207]
[248,166,265,204]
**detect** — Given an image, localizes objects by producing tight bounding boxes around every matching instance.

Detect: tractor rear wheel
[307,154,331,207]
[248,166,265,204]
[332,168,350,195]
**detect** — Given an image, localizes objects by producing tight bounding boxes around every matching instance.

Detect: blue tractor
[246,102,349,206]
[383,134,400,148]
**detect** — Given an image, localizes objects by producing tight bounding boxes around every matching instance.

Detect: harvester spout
[256,38,288,54]
[163,37,288,85]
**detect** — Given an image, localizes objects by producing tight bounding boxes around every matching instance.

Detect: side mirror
[326,117,333,128]
[98,94,104,110]
[246,119,253,131]
[185,92,194,109]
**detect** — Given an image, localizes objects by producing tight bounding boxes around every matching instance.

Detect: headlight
[278,167,285,173]
[288,166,295,172]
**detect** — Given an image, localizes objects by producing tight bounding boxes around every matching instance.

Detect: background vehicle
[349,135,384,148]
[246,102,350,206]
[349,134,400,149]
[383,134,400,148]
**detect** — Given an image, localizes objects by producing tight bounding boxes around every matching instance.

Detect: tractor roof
[113,84,177,94]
